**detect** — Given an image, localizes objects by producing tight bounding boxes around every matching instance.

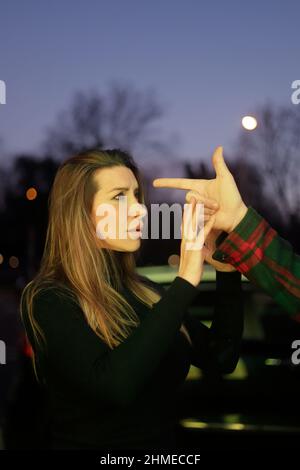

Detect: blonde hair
[20,148,191,380]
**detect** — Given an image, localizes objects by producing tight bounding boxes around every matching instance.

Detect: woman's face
[91,165,146,252]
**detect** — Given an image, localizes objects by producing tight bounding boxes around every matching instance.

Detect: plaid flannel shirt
[213,206,300,322]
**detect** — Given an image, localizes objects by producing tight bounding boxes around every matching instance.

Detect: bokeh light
[26,187,37,200]
[9,256,19,268]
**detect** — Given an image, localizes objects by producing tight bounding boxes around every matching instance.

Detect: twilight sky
[0,0,299,166]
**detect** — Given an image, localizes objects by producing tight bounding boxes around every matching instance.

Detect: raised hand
[153,146,248,233]
[178,196,216,287]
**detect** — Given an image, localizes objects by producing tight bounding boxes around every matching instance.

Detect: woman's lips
[128,223,143,232]
[127,225,142,238]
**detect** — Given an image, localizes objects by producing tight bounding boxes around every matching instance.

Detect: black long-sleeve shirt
[21,271,243,450]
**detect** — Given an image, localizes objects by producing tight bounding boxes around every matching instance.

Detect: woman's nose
[128,201,147,220]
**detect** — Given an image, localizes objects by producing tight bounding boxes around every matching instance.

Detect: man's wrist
[228,203,248,233]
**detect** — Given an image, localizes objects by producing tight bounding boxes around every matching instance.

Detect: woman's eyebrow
[108,185,139,193]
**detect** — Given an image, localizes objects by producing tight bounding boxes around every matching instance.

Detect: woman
[20,148,244,450]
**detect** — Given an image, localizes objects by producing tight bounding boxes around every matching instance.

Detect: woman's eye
[113,191,140,201]
[113,192,124,201]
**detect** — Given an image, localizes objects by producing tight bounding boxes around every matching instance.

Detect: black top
[21,272,243,450]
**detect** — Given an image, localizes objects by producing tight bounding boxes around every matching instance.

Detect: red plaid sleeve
[213,207,300,320]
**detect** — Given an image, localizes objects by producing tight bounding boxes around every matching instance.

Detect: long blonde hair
[20,148,191,379]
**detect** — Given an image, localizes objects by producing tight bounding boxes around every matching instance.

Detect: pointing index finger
[152,178,198,190]
[152,177,219,209]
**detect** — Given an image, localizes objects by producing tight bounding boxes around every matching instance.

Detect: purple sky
[0,0,299,166]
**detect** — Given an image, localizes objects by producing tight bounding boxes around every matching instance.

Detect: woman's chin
[125,238,142,252]
[107,238,142,252]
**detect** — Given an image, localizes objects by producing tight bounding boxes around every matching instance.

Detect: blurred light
[136,264,249,283]
[265,358,282,366]
[181,420,209,429]
[224,423,246,431]
[9,256,19,268]
[181,418,246,431]
[242,115,257,130]
[26,187,37,200]
[186,365,203,381]
[0,254,3,264]
[223,414,242,425]
[168,254,180,267]
[224,358,248,380]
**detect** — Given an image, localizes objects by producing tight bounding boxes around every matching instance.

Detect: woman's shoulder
[21,281,81,325]
[36,283,76,303]
[20,283,84,360]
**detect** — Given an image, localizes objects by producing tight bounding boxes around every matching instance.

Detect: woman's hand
[204,229,237,272]
[178,196,216,287]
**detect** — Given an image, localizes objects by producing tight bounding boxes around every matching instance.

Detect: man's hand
[153,146,248,233]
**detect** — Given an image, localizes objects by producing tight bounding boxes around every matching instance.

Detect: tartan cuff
[212,207,265,267]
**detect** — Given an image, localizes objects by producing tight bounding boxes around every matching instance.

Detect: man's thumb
[212,146,230,177]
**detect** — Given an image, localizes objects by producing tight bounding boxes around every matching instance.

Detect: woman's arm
[182,270,244,374]
[21,276,199,409]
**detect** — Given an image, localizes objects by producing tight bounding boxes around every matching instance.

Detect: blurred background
[1,0,300,450]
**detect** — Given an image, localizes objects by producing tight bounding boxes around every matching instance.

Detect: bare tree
[234,102,300,226]
[0,137,9,210]
[42,82,177,161]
